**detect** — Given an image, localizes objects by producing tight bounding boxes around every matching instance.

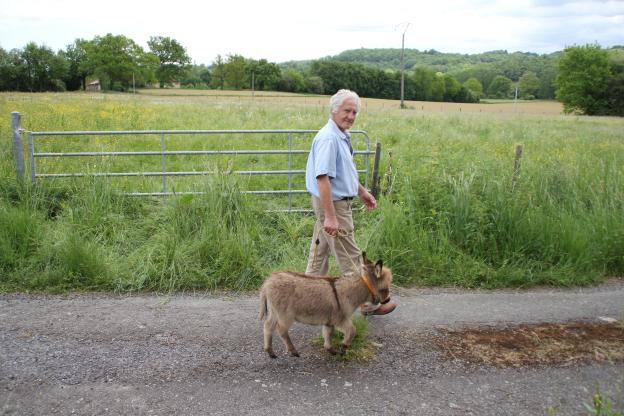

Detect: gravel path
[1,280,623,415]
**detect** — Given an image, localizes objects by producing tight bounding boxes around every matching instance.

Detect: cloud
[0,0,622,63]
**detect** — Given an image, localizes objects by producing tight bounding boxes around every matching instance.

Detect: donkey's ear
[375,260,383,279]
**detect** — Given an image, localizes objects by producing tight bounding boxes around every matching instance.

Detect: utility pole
[397,22,410,109]
[251,71,255,99]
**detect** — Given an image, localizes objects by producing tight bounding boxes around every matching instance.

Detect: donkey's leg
[277,319,299,357]
[322,325,337,355]
[263,317,278,358]
[337,319,356,355]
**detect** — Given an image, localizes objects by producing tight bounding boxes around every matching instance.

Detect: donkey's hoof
[290,350,300,357]
[266,350,277,359]
[326,347,338,355]
[338,344,349,355]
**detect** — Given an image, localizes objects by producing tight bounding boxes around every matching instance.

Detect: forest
[0,34,622,114]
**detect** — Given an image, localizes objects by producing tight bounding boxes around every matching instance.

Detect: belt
[340,196,354,201]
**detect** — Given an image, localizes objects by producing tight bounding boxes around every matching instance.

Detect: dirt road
[1,281,623,415]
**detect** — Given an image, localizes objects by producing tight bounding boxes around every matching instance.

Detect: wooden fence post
[512,144,523,189]
[371,142,382,199]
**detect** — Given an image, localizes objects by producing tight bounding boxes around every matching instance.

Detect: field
[0,91,622,292]
[137,88,564,115]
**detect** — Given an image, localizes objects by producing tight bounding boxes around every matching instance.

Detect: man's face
[331,98,358,132]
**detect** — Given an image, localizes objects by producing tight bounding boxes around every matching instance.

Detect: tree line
[0,34,622,114]
[0,34,191,92]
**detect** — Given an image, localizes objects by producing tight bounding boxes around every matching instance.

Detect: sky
[1,0,623,65]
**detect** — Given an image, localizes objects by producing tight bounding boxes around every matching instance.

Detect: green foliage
[283,48,560,99]
[311,316,375,361]
[583,391,623,416]
[61,39,89,91]
[210,55,226,90]
[279,68,306,93]
[247,59,281,91]
[605,61,624,116]
[80,33,157,91]
[147,36,192,88]
[518,71,540,99]
[463,77,484,99]
[0,43,68,92]
[549,389,623,415]
[180,64,211,88]
[224,54,248,90]
[308,60,477,103]
[556,44,611,115]
[487,75,513,98]
[1,93,623,292]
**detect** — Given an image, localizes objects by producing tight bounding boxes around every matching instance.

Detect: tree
[279,69,305,92]
[246,59,281,91]
[210,55,226,90]
[62,39,89,90]
[555,44,610,115]
[410,66,436,101]
[304,75,324,94]
[487,75,513,98]
[605,60,624,116]
[518,71,540,99]
[147,36,191,87]
[224,54,247,89]
[80,34,154,91]
[20,42,67,92]
[180,64,211,88]
[463,77,483,99]
[0,47,19,90]
[430,73,445,101]
[442,74,461,101]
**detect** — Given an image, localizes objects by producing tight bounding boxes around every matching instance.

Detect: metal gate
[11,112,381,212]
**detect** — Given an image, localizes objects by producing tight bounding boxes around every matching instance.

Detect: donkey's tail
[259,290,268,321]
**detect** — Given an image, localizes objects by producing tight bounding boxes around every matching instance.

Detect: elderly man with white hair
[305,89,396,316]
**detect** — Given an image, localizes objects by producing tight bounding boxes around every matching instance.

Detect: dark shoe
[363,302,396,316]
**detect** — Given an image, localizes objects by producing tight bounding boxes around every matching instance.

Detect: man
[305,89,396,316]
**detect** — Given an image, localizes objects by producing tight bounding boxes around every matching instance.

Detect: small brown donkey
[259,252,393,358]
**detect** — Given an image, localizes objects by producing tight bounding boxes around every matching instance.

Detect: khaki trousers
[305,196,362,280]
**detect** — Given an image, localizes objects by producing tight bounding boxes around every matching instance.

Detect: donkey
[259,252,392,358]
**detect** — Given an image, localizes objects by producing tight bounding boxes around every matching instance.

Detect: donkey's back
[259,271,343,326]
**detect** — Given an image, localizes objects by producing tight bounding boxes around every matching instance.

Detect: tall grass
[1,92,623,291]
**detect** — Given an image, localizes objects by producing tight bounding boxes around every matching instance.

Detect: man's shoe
[363,302,396,316]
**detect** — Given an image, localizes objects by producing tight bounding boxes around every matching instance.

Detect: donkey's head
[361,252,393,305]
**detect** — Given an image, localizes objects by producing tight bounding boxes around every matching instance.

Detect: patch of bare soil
[433,321,624,367]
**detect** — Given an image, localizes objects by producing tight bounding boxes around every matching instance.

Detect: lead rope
[317,228,379,303]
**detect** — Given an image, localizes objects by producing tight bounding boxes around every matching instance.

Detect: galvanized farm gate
[10,112,382,212]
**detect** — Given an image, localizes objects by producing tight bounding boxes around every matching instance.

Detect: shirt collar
[328,118,351,140]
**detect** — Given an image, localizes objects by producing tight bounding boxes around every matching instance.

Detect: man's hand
[358,186,377,210]
[323,215,340,236]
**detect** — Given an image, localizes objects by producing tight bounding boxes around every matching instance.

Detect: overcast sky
[1,0,622,64]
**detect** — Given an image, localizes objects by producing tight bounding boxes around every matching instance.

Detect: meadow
[0,91,622,292]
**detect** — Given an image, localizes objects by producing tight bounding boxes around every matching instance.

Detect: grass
[548,390,623,416]
[310,316,377,361]
[0,91,623,292]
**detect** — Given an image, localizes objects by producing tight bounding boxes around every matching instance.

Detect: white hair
[330,89,361,114]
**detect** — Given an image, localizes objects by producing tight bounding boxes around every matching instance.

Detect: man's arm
[317,175,339,235]
[358,183,377,209]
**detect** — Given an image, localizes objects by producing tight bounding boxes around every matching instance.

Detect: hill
[281,48,561,99]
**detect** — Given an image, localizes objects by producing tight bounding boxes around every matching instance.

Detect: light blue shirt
[306,119,359,200]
